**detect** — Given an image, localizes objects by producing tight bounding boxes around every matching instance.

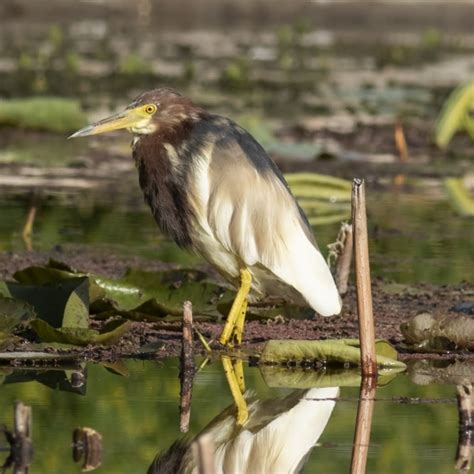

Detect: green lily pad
[0,296,36,332]
[0,277,89,329]
[94,268,233,317]
[31,319,131,346]
[260,339,406,369]
[14,265,105,304]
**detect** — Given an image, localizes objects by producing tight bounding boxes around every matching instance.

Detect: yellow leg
[222,356,248,426]
[233,357,246,393]
[231,299,248,346]
[219,269,252,346]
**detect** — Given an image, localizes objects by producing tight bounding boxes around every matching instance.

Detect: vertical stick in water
[179,301,195,432]
[351,179,377,376]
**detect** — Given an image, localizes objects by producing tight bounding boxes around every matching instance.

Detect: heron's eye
[144,104,157,115]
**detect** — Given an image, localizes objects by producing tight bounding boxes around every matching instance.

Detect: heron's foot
[222,356,248,426]
[219,269,252,347]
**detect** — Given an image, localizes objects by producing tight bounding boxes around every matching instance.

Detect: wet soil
[1,248,472,362]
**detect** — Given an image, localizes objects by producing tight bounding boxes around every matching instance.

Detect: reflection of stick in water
[351,376,377,474]
[22,205,36,252]
[179,301,195,433]
[148,361,339,474]
[455,384,474,474]
[0,401,33,473]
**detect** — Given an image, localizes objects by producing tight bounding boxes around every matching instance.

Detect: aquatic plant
[435,79,474,148]
[0,97,87,133]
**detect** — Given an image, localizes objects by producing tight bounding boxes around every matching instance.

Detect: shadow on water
[0,357,471,473]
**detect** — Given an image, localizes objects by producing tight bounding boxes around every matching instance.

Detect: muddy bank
[0,248,472,362]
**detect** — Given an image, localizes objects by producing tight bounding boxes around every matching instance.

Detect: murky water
[0,181,472,284]
[0,359,461,473]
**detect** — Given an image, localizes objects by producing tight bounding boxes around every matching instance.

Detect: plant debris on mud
[0,249,471,363]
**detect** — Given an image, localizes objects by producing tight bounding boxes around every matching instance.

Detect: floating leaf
[14,265,105,304]
[444,178,474,217]
[0,296,36,332]
[31,319,131,346]
[94,268,233,317]
[1,277,90,329]
[435,80,474,148]
[260,339,406,369]
[401,312,474,351]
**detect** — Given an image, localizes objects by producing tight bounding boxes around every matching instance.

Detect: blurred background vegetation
[0,2,472,471]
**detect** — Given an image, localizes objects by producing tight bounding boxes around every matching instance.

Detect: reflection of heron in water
[148,358,339,474]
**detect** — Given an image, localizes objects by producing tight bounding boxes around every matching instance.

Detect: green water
[0,183,472,284]
[0,360,459,473]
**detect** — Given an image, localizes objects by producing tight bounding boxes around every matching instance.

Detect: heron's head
[69,88,196,139]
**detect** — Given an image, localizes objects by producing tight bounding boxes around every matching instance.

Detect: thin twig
[195,328,212,353]
[352,179,377,376]
[335,223,353,295]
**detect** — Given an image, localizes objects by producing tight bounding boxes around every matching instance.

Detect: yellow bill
[68,106,150,138]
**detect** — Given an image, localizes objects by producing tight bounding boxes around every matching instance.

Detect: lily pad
[1,277,90,329]
[0,296,36,332]
[14,264,105,304]
[400,312,474,351]
[31,319,131,346]
[260,339,406,369]
[93,268,234,317]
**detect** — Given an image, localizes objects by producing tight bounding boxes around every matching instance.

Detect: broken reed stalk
[394,121,409,163]
[350,376,377,474]
[455,384,473,473]
[335,223,353,295]
[179,300,195,433]
[192,433,215,474]
[351,179,377,376]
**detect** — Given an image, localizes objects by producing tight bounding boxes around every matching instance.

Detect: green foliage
[0,97,87,133]
[119,53,152,75]
[261,339,406,369]
[375,28,443,68]
[275,20,311,72]
[435,80,474,148]
[443,177,474,216]
[31,319,131,346]
[220,58,251,90]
